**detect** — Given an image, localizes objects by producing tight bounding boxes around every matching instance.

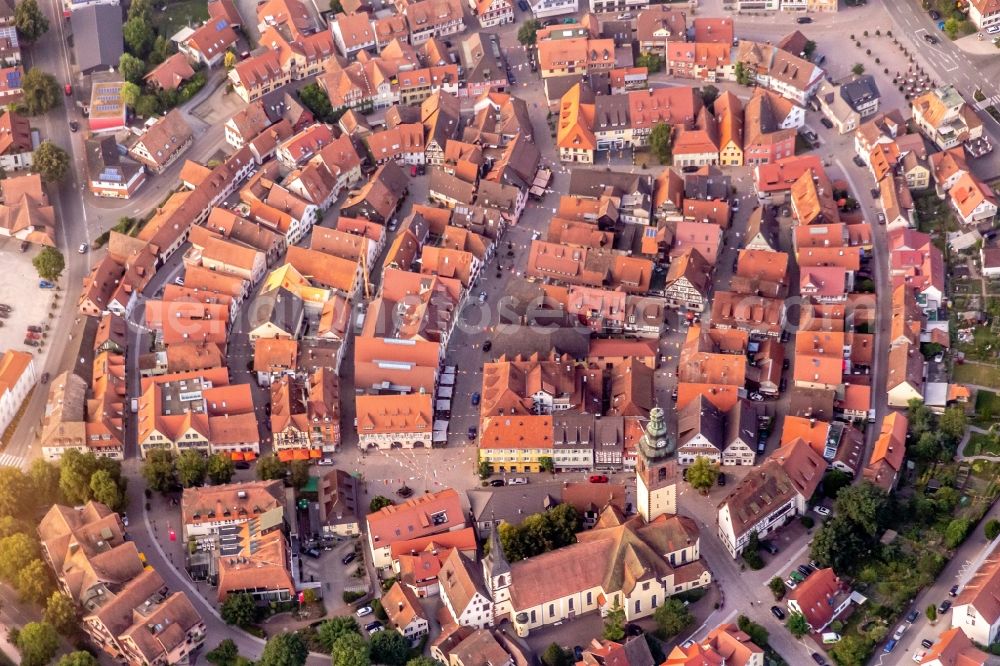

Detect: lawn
[953,325,1000,364]
[954,362,1000,389]
[974,390,1000,425]
[965,432,1000,457]
[152,0,209,37]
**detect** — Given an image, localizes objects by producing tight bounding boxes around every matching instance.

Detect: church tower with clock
[636,405,679,521]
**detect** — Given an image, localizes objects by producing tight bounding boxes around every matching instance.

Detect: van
[822,633,841,645]
[130,398,138,413]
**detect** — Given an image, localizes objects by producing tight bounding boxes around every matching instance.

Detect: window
[530,610,536,623]
[549,604,555,617]
[652,595,657,608]
[642,582,650,592]
[568,598,573,611]
[634,600,641,613]
[586,592,592,605]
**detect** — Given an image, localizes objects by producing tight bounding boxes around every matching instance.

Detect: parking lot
[0,240,61,366]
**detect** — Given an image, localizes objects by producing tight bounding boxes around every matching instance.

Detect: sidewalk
[953,32,1000,55]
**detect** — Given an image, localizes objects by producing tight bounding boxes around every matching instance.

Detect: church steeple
[483,519,510,596]
[636,404,678,521]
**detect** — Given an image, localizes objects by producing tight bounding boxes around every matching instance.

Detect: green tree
[810,515,870,572]
[16,621,59,666]
[369,630,409,666]
[207,453,235,485]
[57,652,100,666]
[499,503,580,562]
[822,469,852,498]
[127,0,152,21]
[406,659,442,666]
[32,140,70,182]
[768,576,786,600]
[786,611,810,638]
[517,19,540,46]
[851,63,865,76]
[89,469,124,512]
[298,82,333,122]
[259,632,308,666]
[289,460,311,489]
[369,496,394,513]
[119,53,147,84]
[943,17,960,39]
[477,459,492,479]
[0,533,39,584]
[317,616,360,652]
[329,0,343,10]
[135,94,160,118]
[150,35,172,65]
[835,481,888,537]
[44,592,78,634]
[14,0,48,42]
[0,467,31,518]
[944,518,972,548]
[734,61,752,86]
[985,519,1000,541]
[636,52,662,73]
[649,123,673,165]
[58,450,99,505]
[700,85,720,108]
[736,615,768,648]
[331,633,370,666]
[0,515,29,539]
[124,16,155,58]
[538,456,554,472]
[256,454,287,481]
[221,593,258,627]
[206,639,240,666]
[20,68,61,115]
[939,406,967,442]
[603,598,625,640]
[829,635,874,666]
[17,559,52,604]
[32,245,65,281]
[224,50,237,70]
[687,456,719,493]
[176,449,207,488]
[120,82,141,108]
[29,459,61,507]
[653,598,692,639]
[542,644,573,666]
[142,449,177,492]
[926,604,937,623]
[803,40,817,59]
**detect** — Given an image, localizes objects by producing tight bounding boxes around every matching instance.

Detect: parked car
[64,83,72,96]
[589,474,609,483]
[796,16,812,23]
[573,646,584,661]
[761,540,779,555]
[892,625,907,641]
[921,639,934,649]
[770,606,785,620]
[69,120,79,132]
[78,243,88,254]
[39,280,55,289]
[813,505,831,517]
[471,392,481,406]
[717,472,726,486]
[624,623,642,637]
[797,565,813,578]
[27,325,41,333]
[235,461,251,470]
[784,578,797,590]
[467,426,477,440]
[938,600,952,614]
[302,548,321,559]
[929,9,940,19]
[317,458,334,466]
[877,212,886,224]
[356,606,373,617]
[819,117,834,129]
[912,650,926,663]
[949,584,960,597]
[870,187,880,199]
[364,621,383,633]
[23,339,38,347]
[25,331,40,340]
[906,610,920,623]
[517,0,528,10]
[988,24,1000,34]
[852,155,866,167]
[490,479,505,487]
[749,392,764,401]
[40,372,50,384]
[507,477,528,485]
[884,639,898,654]
[342,552,357,565]
[174,276,185,286]
[789,571,805,583]
[810,653,826,665]
[482,340,492,352]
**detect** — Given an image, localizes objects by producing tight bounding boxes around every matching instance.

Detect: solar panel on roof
[6,71,19,88]
[216,19,227,30]
[99,169,122,182]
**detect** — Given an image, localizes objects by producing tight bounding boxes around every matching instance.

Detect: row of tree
[142,449,317,493]
[495,503,580,562]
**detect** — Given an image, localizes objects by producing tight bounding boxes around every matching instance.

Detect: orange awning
[292,449,309,460]
[309,449,322,459]
[231,452,245,461]
[244,451,257,461]
[278,450,295,462]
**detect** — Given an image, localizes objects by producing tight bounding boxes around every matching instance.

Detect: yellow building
[478,415,553,473]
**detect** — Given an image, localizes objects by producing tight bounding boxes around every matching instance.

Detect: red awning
[292,449,309,461]
[231,452,245,461]
[277,450,295,462]
[309,449,322,459]
[244,451,257,461]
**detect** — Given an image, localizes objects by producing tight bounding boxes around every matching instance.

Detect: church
[441,407,713,637]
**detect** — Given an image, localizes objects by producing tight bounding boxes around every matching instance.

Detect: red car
[64,83,72,96]
[589,474,609,483]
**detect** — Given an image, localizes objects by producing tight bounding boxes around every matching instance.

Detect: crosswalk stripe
[0,453,24,469]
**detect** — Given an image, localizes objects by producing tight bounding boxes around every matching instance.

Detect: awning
[278,450,295,462]
[293,449,309,461]
[231,452,245,461]
[244,451,257,461]
[309,449,322,458]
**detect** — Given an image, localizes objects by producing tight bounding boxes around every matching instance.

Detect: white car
[174,276,185,286]
[121,513,129,527]
[78,243,88,254]
[356,606,373,618]
[617,12,631,19]
[988,25,1000,34]
[813,505,831,517]
[892,624,907,641]
[507,477,528,485]
[317,458,335,466]
[912,650,926,663]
